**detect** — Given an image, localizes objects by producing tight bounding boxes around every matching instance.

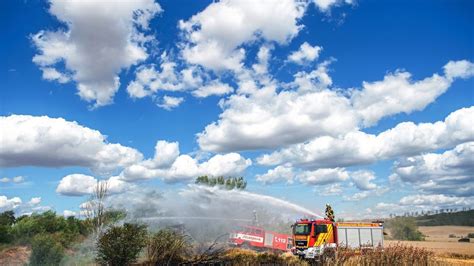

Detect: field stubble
[385,226,474,265]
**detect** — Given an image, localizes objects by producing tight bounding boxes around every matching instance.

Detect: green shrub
[12,216,44,244]
[0,211,15,226]
[96,223,147,265]
[29,234,65,266]
[11,211,86,245]
[467,233,474,238]
[0,225,13,243]
[386,217,424,241]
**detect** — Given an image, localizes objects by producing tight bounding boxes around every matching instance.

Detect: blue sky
[1,0,473,219]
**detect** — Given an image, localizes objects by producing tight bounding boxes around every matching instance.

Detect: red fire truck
[292,218,384,260]
[229,225,293,252]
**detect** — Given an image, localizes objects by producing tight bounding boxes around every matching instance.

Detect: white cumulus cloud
[0,115,143,172]
[63,210,77,217]
[32,0,161,107]
[0,196,22,211]
[56,174,130,196]
[157,96,184,111]
[0,195,50,215]
[198,60,472,152]
[399,194,472,207]
[198,86,357,152]
[288,42,322,64]
[179,0,307,71]
[256,165,294,184]
[297,168,349,185]
[351,170,377,190]
[192,82,234,98]
[0,176,25,184]
[28,197,42,205]
[319,184,343,196]
[126,54,195,99]
[121,140,251,183]
[392,141,474,197]
[443,60,474,80]
[352,60,474,126]
[258,106,474,169]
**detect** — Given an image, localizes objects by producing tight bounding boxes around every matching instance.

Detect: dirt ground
[0,246,30,266]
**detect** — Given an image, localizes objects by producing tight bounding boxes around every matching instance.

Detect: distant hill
[415,210,474,226]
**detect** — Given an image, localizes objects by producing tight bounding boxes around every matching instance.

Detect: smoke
[106,184,322,242]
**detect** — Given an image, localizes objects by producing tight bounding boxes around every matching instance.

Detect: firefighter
[325,204,335,222]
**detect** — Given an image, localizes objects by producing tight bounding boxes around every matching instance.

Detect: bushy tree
[29,234,65,266]
[216,176,225,185]
[13,211,66,237]
[209,178,217,186]
[195,176,247,190]
[235,177,247,190]
[225,178,236,189]
[0,211,15,243]
[195,175,209,185]
[36,211,68,233]
[12,214,47,243]
[387,217,424,241]
[0,211,15,226]
[9,211,87,246]
[0,224,13,243]
[96,223,147,265]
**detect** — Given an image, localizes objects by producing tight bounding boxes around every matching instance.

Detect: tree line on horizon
[195,176,247,190]
[387,209,474,226]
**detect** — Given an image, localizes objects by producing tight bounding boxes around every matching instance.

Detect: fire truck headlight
[313,247,321,254]
[302,247,318,259]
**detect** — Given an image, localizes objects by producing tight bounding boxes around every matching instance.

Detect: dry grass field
[385,240,474,256]
[386,226,474,265]
[419,226,474,243]
[386,226,474,255]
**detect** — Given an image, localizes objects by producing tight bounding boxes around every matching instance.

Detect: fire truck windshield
[293,223,311,235]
